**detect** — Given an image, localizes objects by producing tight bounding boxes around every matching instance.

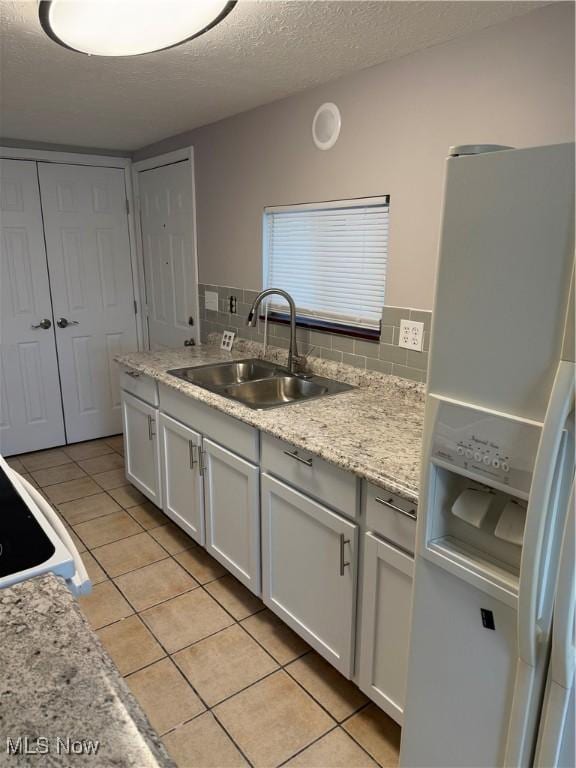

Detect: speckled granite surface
[116,341,424,502]
[0,574,174,768]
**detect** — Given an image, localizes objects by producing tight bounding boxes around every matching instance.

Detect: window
[263,196,389,337]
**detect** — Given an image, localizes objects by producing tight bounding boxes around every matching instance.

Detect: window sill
[259,311,381,341]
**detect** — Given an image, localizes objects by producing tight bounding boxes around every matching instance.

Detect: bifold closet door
[0,159,66,456]
[38,163,138,444]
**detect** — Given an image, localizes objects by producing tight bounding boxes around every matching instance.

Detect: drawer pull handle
[147,414,155,440]
[283,450,312,467]
[189,441,197,469]
[126,370,141,378]
[339,533,351,576]
[374,496,417,520]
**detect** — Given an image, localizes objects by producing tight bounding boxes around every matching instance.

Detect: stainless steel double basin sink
[167,358,353,410]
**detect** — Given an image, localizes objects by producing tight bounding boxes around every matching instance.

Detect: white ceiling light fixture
[38,0,237,57]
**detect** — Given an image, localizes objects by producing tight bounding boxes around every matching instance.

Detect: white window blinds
[264,197,389,331]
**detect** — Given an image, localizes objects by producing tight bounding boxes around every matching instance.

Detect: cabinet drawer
[365,483,417,554]
[261,434,358,520]
[159,385,259,463]
[119,366,158,406]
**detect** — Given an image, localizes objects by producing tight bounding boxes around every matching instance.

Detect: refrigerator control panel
[431,398,542,496]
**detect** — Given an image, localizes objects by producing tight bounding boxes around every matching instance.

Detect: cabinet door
[261,473,358,677]
[358,532,414,724]
[159,413,204,545]
[122,391,161,506]
[203,438,260,594]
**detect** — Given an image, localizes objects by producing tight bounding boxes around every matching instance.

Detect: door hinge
[125,198,130,214]
[133,300,138,314]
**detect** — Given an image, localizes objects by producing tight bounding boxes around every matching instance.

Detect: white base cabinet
[122,391,161,506]
[120,374,417,721]
[203,437,260,595]
[358,532,414,724]
[159,413,204,545]
[261,472,358,677]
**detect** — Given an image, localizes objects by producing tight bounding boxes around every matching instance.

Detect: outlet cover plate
[221,330,235,351]
[205,290,219,312]
[398,319,424,351]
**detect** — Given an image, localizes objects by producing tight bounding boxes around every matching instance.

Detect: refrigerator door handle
[518,360,575,668]
[533,479,575,768]
[504,362,574,768]
[550,478,575,689]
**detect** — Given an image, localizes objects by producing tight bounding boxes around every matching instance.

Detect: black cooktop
[0,464,55,578]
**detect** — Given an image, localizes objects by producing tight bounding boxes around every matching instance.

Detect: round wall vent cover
[312,103,341,150]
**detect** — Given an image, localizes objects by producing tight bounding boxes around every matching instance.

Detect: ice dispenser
[419,397,541,599]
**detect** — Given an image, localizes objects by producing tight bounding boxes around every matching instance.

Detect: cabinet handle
[283,450,313,467]
[189,441,197,469]
[374,496,417,520]
[126,370,141,378]
[147,414,155,440]
[198,448,207,476]
[339,533,351,576]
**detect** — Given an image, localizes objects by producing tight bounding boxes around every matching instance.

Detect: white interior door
[0,159,65,456]
[38,162,138,444]
[138,159,198,349]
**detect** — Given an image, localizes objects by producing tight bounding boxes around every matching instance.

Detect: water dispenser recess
[451,488,493,528]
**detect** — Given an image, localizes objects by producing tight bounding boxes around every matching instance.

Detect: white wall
[135,3,575,310]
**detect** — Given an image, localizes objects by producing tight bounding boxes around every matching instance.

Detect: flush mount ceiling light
[38,0,237,57]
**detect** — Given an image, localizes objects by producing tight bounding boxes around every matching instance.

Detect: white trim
[122,165,146,350]
[0,145,144,350]
[0,146,130,168]
[265,195,389,215]
[132,146,200,349]
[132,148,191,172]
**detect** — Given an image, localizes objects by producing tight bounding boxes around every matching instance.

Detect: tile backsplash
[198,283,431,383]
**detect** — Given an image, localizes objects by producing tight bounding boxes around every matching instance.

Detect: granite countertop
[116,342,425,503]
[0,574,174,768]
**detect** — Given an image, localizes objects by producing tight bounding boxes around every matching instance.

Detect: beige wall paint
[135,3,575,310]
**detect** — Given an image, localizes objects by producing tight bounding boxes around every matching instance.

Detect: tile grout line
[275,724,341,768]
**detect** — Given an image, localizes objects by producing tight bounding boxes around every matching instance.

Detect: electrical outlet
[398,319,424,351]
[229,295,238,314]
[205,291,219,312]
[221,330,235,351]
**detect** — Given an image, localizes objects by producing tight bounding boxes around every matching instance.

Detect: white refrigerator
[400,142,575,768]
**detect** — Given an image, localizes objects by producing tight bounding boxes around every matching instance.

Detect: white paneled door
[138,160,198,349]
[38,163,138,444]
[0,159,66,455]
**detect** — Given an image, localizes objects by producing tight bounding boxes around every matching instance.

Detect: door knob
[31,318,52,330]
[57,317,79,328]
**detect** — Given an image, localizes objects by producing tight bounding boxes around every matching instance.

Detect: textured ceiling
[0,1,546,151]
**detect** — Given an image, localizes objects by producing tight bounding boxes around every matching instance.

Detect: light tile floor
[10,437,401,768]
